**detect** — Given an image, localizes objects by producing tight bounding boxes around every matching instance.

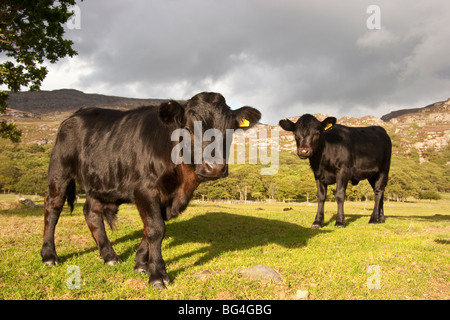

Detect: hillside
[2,89,450,162]
[383,98,450,160]
[3,89,166,115]
[0,89,170,145]
[381,99,449,122]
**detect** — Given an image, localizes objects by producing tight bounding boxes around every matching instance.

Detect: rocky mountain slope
[2,89,449,162]
[384,98,450,160]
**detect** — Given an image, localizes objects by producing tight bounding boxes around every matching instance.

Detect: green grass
[0,199,449,300]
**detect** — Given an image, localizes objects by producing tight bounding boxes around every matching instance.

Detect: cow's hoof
[134,261,149,274]
[335,223,346,228]
[163,277,171,286]
[42,252,59,266]
[149,280,166,290]
[311,223,322,229]
[105,259,120,266]
[369,217,385,224]
[43,259,58,266]
[149,274,171,289]
[134,266,148,275]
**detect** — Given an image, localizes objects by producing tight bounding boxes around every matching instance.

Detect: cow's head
[279,114,336,159]
[158,92,261,181]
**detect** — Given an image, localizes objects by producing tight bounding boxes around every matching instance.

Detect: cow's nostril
[203,160,215,170]
[298,148,311,157]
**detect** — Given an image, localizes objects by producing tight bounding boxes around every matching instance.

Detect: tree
[15,167,47,195]
[262,175,278,200]
[385,157,421,201]
[1,0,78,141]
[0,160,20,193]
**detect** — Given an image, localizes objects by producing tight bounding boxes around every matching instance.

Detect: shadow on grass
[322,213,367,227]
[58,211,330,278]
[43,207,450,277]
[322,212,450,227]
[163,212,330,275]
[386,214,450,222]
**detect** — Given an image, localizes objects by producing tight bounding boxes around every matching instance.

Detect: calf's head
[159,92,261,181]
[279,114,336,159]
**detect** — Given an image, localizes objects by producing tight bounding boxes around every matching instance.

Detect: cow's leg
[135,191,170,289]
[334,178,348,228]
[368,174,387,224]
[134,238,149,274]
[312,180,327,228]
[41,186,67,265]
[83,197,120,265]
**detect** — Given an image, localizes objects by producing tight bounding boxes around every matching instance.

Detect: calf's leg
[334,178,348,228]
[41,189,66,265]
[83,197,120,265]
[368,174,387,224]
[134,238,149,274]
[312,180,327,228]
[135,191,170,289]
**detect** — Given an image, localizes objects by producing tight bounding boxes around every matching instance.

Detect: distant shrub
[419,191,441,200]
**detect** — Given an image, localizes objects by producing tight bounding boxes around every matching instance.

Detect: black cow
[279,114,391,228]
[40,92,261,288]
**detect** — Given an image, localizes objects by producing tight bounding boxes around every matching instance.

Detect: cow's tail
[66,179,76,214]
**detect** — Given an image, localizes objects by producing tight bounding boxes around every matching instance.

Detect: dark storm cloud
[51,0,450,124]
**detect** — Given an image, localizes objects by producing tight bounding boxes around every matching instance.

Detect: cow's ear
[321,117,337,131]
[233,106,261,130]
[158,100,185,127]
[279,119,295,132]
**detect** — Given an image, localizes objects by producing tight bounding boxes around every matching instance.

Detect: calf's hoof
[105,259,120,266]
[311,222,323,229]
[369,218,385,224]
[335,221,346,228]
[103,252,120,266]
[149,277,171,290]
[43,259,58,266]
[41,250,59,266]
[150,280,166,290]
[134,266,149,275]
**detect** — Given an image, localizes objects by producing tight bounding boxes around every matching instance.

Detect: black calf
[41,92,261,288]
[279,114,392,228]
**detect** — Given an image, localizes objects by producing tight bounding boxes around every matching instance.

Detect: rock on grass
[294,289,310,300]
[236,264,282,284]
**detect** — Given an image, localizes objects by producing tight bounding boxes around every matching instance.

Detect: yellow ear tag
[239,117,250,127]
[324,123,333,131]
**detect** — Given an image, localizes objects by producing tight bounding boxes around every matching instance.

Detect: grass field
[0,197,448,300]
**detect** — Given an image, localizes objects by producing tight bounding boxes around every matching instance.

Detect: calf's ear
[233,106,261,130]
[321,117,337,131]
[279,119,295,132]
[158,100,186,127]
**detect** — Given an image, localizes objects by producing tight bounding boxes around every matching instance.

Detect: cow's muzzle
[196,160,228,181]
[297,147,312,159]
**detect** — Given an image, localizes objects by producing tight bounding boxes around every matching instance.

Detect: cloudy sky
[37,0,450,124]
